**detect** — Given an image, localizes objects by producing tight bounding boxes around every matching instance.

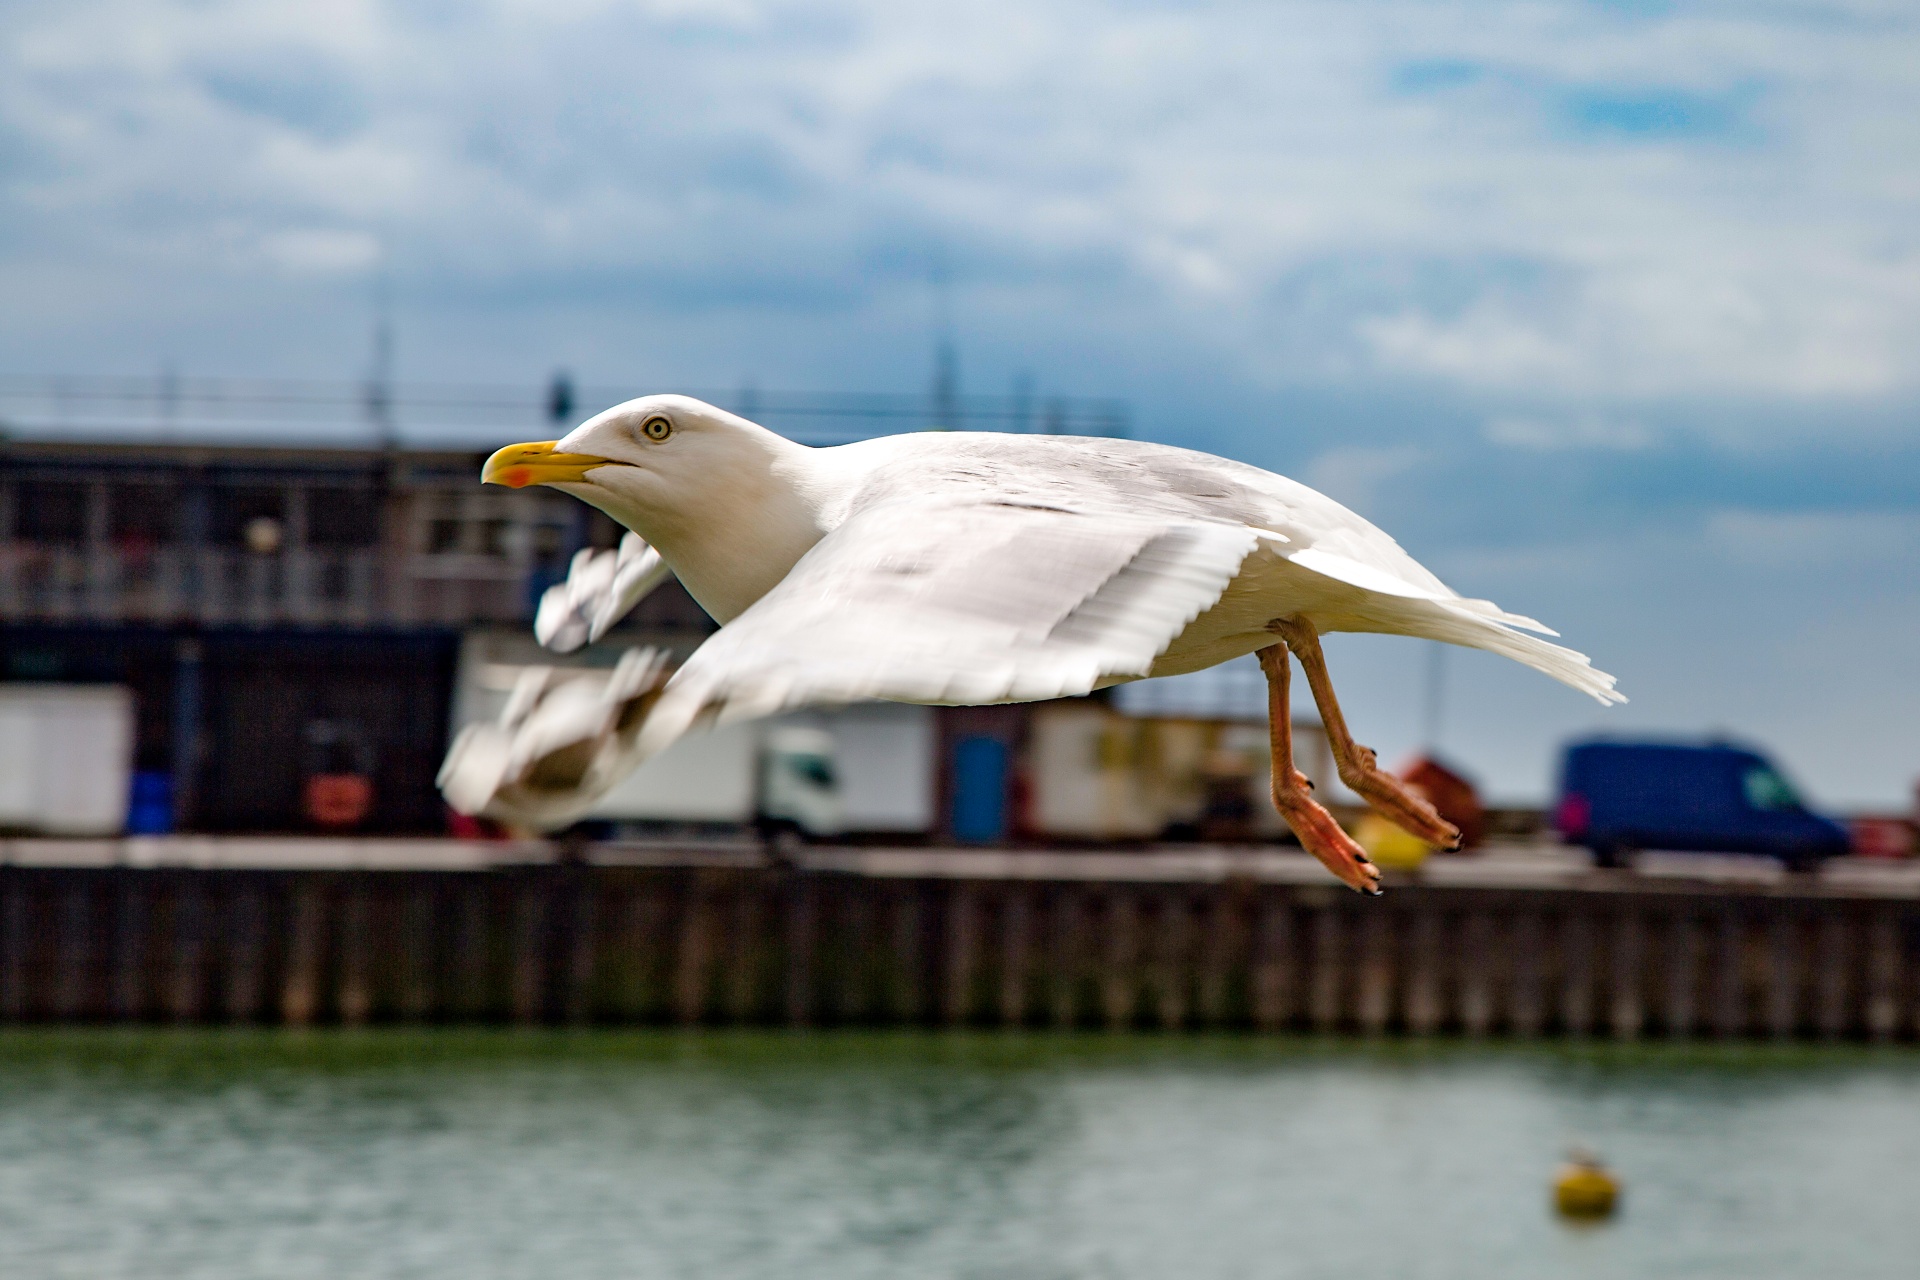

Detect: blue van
[1554,739,1849,872]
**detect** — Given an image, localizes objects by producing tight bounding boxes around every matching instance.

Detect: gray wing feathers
[636,503,1257,758]
[534,533,672,653]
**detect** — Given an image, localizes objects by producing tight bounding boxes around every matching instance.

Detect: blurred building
[0,375,1138,842]
[0,437,713,834]
[0,437,1333,844]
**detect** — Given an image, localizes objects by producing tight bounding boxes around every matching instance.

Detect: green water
[0,1031,1914,1279]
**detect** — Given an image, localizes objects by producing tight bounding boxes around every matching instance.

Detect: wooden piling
[1766,912,1799,1039]
[674,882,715,1026]
[1866,908,1901,1042]
[336,882,371,1027]
[280,879,325,1027]
[1815,911,1849,1041]
[1251,894,1294,1032]
[1000,887,1033,1028]
[453,879,493,1020]
[2,878,30,1022]
[0,860,1912,1039]
[1356,909,1393,1036]
[610,885,662,1023]
[1100,890,1140,1031]
[166,877,206,1023]
[1308,903,1343,1033]
[830,887,875,1025]
[1050,889,1086,1029]
[1662,913,1700,1039]
[400,883,437,1023]
[1559,913,1595,1037]
[1711,909,1745,1038]
[1608,911,1644,1041]
[784,876,816,1027]
[1404,908,1443,1036]
[224,881,267,1023]
[885,886,923,1025]
[510,878,548,1025]
[1508,912,1544,1038]
[563,876,598,1026]
[55,880,92,1021]
[726,888,766,1024]
[1458,912,1494,1038]
[1150,890,1191,1031]
[1195,892,1238,1029]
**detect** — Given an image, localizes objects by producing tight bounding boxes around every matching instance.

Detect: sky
[2,0,1916,806]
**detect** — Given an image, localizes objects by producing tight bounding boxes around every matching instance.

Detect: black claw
[1365,884,1385,897]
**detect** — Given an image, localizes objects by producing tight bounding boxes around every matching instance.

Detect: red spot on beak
[500,467,533,489]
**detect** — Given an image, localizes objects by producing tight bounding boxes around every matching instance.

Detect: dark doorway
[196,631,458,833]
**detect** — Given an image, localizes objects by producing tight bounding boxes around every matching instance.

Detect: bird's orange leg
[1266,616,1463,851]
[1258,644,1381,895]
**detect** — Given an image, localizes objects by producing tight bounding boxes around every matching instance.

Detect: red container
[304,773,374,829]
[1850,817,1916,860]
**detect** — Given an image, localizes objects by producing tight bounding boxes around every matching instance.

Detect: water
[0,1031,1915,1279]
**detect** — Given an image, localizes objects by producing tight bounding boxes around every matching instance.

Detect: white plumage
[440,395,1620,883]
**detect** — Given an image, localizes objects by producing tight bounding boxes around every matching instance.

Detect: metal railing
[0,375,1130,448]
[0,545,533,628]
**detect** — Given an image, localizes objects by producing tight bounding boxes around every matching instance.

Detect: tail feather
[1445,596,1559,636]
[1413,601,1625,705]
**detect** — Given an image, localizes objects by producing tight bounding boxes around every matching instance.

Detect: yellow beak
[481,440,617,488]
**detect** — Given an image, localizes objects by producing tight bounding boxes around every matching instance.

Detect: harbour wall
[3,845,1918,1039]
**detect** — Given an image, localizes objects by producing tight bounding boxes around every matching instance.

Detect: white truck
[450,632,934,838]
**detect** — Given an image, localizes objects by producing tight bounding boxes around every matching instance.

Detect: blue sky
[2,0,1916,805]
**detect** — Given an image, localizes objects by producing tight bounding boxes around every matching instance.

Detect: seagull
[439,394,1622,893]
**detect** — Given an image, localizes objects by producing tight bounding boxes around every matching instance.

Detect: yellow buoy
[1353,811,1431,870]
[1553,1149,1620,1221]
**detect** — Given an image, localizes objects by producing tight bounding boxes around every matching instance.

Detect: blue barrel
[126,771,174,835]
[950,736,1009,844]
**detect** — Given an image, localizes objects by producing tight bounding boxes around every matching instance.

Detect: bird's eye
[641,416,672,442]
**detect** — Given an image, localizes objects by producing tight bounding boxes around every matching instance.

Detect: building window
[110,482,174,548]
[426,517,464,554]
[306,487,381,548]
[14,481,89,545]
[479,518,512,557]
[211,487,285,547]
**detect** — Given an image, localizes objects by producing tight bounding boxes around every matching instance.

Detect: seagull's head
[481,394,801,540]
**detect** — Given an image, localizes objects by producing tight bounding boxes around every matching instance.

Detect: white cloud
[1482,412,1652,451]
[0,0,1916,408]
[254,227,381,274]
[1361,302,1586,390]
[1301,444,1427,515]
[1703,508,1920,571]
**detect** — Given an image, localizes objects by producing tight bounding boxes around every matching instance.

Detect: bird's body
[442,394,1621,892]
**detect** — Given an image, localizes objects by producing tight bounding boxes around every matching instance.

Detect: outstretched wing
[642,500,1258,742]
[442,499,1257,828]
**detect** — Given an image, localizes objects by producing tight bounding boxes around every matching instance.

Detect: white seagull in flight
[440,395,1621,894]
